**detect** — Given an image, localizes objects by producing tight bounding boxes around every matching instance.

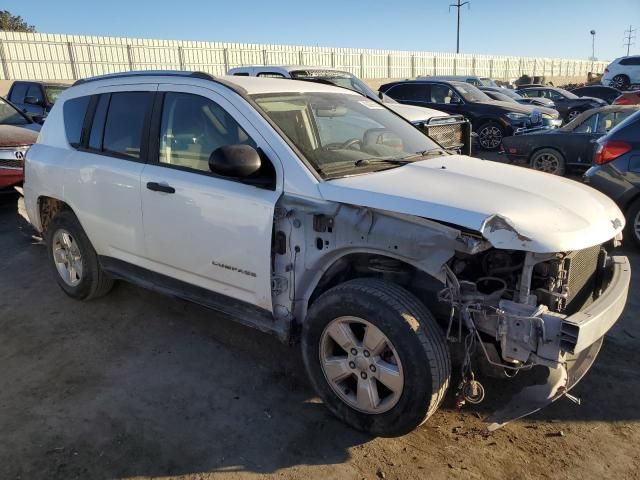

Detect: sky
[5,0,640,60]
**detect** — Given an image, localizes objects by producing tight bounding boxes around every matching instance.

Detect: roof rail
[72,70,215,87]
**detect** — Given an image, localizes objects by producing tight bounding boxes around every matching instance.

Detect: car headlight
[505,112,528,121]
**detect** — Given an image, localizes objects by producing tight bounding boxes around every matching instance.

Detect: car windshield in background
[252,91,441,177]
[452,82,492,103]
[289,70,380,100]
[0,98,28,125]
[44,86,67,104]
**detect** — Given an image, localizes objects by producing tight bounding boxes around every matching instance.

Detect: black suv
[7,81,68,122]
[379,80,559,150]
[516,86,607,123]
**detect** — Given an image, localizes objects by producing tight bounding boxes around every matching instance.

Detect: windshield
[290,69,381,100]
[452,82,492,103]
[252,92,442,178]
[44,85,67,104]
[0,98,28,125]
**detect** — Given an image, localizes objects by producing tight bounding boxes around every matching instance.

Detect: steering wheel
[325,138,362,150]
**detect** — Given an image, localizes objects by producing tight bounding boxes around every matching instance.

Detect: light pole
[590,29,596,73]
[449,0,470,54]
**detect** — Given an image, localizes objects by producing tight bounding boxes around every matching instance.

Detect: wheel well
[529,146,564,163]
[308,253,445,318]
[38,196,72,234]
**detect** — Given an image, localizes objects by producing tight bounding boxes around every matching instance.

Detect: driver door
[139,84,282,310]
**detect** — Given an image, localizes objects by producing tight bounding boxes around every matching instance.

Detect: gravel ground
[1,181,639,480]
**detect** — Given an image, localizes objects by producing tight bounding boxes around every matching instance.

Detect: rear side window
[619,57,640,66]
[102,92,152,159]
[63,96,91,148]
[9,83,28,103]
[386,84,429,102]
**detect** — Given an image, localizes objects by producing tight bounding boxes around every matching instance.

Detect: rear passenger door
[63,84,157,261]
[139,84,282,311]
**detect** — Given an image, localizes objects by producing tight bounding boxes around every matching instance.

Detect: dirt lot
[1,185,639,480]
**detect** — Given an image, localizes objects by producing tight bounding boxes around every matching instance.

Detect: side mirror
[24,96,43,106]
[449,96,462,105]
[209,144,261,178]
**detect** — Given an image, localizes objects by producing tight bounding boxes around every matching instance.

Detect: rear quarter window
[63,96,91,148]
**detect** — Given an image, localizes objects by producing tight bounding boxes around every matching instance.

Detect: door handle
[146,182,175,194]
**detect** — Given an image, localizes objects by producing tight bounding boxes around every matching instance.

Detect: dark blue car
[584,109,640,248]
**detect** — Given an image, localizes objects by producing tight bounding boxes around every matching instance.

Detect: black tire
[530,148,566,175]
[564,109,581,124]
[624,198,640,249]
[45,210,114,300]
[302,278,450,437]
[476,121,505,151]
[611,74,630,90]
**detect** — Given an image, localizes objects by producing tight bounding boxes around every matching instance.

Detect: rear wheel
[46,210,114,300]
[302,278,450,437]
[625,198,640,249]
[477,121,505,150]
[611,74,630,90]
[530,148,566,175]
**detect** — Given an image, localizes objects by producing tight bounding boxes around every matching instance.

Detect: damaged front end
[439,242,631,430]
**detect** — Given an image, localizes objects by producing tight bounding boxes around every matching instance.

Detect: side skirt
[99,256,291,342]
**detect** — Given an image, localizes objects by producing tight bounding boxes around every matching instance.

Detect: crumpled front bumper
[485,255,631,429]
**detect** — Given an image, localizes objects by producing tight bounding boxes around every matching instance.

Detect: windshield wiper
[354,158,414,167]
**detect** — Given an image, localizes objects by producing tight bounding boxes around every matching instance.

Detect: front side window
[102,92,152,159]
[159,92,256,172]
[26,85,44,103]
[518,89,538,98]
[0,98,28,125]
[253,92,441,178]
[63,96,91,147]
[596,111,634,133]
[430,85,459,103]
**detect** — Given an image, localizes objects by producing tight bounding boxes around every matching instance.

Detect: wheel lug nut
[363,350,370,358]
[349,361,356,369]
[369,365,376,372]
[350,348,358,355]
[360,372,367,379]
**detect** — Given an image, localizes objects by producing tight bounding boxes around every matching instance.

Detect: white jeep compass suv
[23,71,631,436]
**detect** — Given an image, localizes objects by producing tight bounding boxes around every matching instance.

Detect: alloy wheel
[532,152,561,174]
[566,110,579,123]
[634,209,640,244]
[319,316,404,414]
[52,229,83,287]
[478,125,503,149]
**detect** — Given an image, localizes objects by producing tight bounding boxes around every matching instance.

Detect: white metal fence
[0,31,608,82]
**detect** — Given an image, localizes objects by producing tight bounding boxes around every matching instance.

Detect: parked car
[0,96,41,132]
[479,86,556,108]
[569,85,621,104]
[379,79,560,150]
[23,71,630,436]
[584,109,640,248]
[613,90,640,105]
[7,80,68,122]
[228,65,472,154]
[417,75,500,87]
[601,56,640,90]
[502,105,638,175]
[0,124,38,190]
[516,86,607,123]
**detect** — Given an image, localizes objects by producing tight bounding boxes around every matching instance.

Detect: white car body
[23,72,630,433]
[227,65,448,122]
[601,56,640,88]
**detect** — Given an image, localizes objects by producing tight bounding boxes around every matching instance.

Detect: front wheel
[477,121,505,150]
[302,278,450,437]
[564,109,581,124]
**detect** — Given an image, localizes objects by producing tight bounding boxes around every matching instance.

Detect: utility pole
[624,25,636,56]
[590,29,596,73]
[449,0,470,54]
